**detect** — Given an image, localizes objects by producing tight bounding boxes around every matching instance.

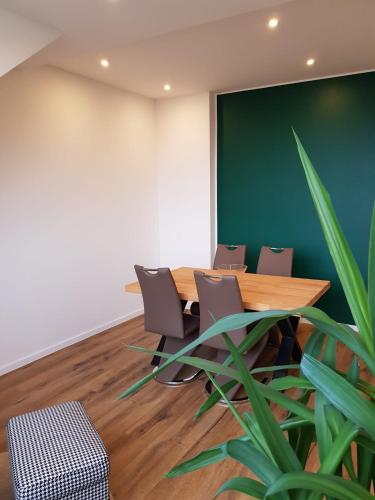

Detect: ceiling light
[164,83,171,91]
[100,58,109,68]
[268,17,279,29]
[306,58,315,66]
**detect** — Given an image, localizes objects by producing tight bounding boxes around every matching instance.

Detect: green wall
[217,72,375,323]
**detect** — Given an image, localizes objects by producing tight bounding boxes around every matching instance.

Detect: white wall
[156,93,213,268]
[0,7,59,77]
[0,66,159,374]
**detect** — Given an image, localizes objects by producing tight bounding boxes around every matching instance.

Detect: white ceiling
[1,0,374,98]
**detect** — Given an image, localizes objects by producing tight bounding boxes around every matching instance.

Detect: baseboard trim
[1,313,357,377]
[0,308,144,376]
[299,317,358,331]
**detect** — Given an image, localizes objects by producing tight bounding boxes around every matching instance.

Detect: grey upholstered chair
[256,246,293,276]
[135,265,200,385]
[194,271,269,401]
[190,243,247,317]
[255,246,301,367]
[213,244,247,269]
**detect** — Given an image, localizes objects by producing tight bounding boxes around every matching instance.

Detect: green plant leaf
[119,305,375,401]
[295,425,315,469]
[357,444,373,490]
[315,392,332,463]
[297,308,375,374]
[269,376,314,392]
[322,337,336,369]
[195,379,238,418]
[347,356,360,385]
[303,329,325,359]
[118,310,289,399]
[260,384,315,423]
[369,202,375,352]
[293,130,373,355]
[222,332,303,473]
[224,439,283,485]
[223,316,281,367]
[279,417,314,431]
[266,471,373,499]
[301,354,375,440]
[215,477,267,498]
[319,421,358,474]
[127,345,242,380]
[205,372,253,440]
[356,435,375,454]
[166,445,226,478]
[325,405,357,482]
[196,364,300,419]
[166,435,254,478]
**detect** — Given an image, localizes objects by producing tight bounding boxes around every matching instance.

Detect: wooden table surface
[125,267,330,311]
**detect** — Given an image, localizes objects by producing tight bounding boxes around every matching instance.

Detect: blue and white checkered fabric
[7,401,109,500]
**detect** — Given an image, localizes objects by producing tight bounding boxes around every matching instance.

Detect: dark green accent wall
[217,72,375,323]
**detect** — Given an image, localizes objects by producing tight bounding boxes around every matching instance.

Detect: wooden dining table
[125,266,330,375]
[125,266,330,312]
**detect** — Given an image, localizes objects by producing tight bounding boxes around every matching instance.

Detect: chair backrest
[134,265,185,338]
[194,271,246,350]
[256,246,294,277]
[213,244,246,269]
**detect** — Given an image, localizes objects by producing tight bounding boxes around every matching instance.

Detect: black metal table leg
[273,318,301,378]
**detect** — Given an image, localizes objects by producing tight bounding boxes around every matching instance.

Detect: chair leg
[155,334,201,385]
[151,336,166,366]
[205,334,269,403]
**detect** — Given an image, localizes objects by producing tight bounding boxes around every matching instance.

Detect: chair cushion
[183,313,200,337]
[7,401,109,500]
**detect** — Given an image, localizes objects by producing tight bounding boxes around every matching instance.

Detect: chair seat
[183,313,200,337]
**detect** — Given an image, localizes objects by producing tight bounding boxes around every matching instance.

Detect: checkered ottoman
[7,401,110,500]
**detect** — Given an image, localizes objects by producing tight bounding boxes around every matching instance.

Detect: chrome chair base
[155,367,203,386]
[204,380,249,406]
[154,344,216,386]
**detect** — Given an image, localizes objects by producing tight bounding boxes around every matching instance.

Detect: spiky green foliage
[119,133,375,499]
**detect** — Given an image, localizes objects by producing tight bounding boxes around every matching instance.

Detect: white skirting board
[0,314,356,377]
[0,309,144,376]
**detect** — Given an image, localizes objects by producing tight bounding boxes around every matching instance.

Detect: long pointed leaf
[166,446,226,478]
[325,405,357,482]
[301,355,375,440]
[118,310,290,399]
[315,392,332,463]
[222,332,303,473]
[295,426,315,469]
[293,130,372,354]
[196,365,300,419]
[319,421,358,474]
[369,203,375,352]
[266,471,373,499]
[225,439,283,485]
[215,477,267,498]
[297,308,375,374]
[357,444,373,490]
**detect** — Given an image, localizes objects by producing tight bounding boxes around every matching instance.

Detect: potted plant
[119,131,375,499]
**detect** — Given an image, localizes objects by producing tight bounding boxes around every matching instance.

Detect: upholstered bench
[7,401,110,500]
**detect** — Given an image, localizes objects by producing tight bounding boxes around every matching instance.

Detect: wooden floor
[0,317,348,499]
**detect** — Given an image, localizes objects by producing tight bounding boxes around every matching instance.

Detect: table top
[125,267,330,311]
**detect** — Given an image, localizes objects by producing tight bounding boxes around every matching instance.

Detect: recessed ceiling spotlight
[164,83,171,91]
[306,58,315,66]
[268,17,279,29]
[100,58,109,68]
